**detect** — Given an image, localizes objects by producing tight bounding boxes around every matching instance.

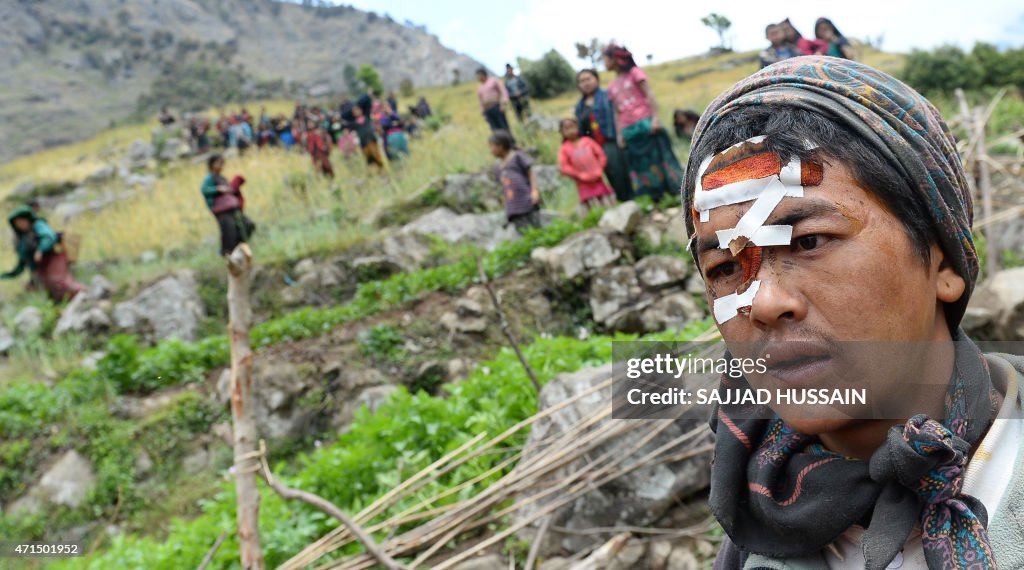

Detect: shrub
[902,42,1024,95]
[518,50,576,100]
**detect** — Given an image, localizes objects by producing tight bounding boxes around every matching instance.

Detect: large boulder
[126,139,153,169]
[640,292,704,332]
[635,256,690,290]
[441,298,489,334]
[599,201,643,234]
[88,275,116,300]
[6,450,96,516]
[84,165,117,184]
[589,266,644,331]
[54,294,112,336]
[589,258,704,333]
[351,255,405,282]
[381,232,436,270]
[440,172,502,212]
[12,306,44,336]
[532,164,562,193]
[400,207,518,251]
[112,270,204,342]
[970,267,1024,340]
[513,364,713,556]
[531,229,623,280]
[281,258,351,307]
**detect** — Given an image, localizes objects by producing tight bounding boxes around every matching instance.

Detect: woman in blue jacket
[574,68,633,202]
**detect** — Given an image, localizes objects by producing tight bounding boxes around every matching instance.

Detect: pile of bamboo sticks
[281,334,721,570]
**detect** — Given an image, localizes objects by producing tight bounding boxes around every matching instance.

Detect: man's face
[694,159,958,432]
[767,27,785,46]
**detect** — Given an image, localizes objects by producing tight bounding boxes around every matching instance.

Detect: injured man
[681,56,1024,570]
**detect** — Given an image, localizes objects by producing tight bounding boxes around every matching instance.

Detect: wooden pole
[226,243,264,570]
[974,107,998,278]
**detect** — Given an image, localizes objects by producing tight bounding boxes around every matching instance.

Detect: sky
[341,0,1024,72]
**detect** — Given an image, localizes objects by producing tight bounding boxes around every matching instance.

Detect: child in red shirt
[558,118,615,215]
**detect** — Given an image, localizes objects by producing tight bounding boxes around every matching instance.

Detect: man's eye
[793,234,827,251]
[706,261,740,280]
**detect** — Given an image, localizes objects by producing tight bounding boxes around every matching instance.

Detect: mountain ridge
[0,0,484,164]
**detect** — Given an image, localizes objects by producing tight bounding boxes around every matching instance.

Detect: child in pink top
[558,118,615,215]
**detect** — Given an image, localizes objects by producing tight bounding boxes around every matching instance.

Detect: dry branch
[255,441,408,570]
[476,256,540,392]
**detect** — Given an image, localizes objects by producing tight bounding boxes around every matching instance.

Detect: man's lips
[759,342,834,386]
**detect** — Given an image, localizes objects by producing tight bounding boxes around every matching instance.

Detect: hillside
[14,46,1024,570]
[0,0,482,163]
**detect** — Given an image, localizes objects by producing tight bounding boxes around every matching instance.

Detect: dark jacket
[575,88,617,142]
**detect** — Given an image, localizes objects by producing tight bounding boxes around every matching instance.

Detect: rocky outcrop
[599,201,642,234]
[400,207,519,252]
[531,229,624,280]
[112,270,204,342]
[589,256,701,333]
[966,267,1024,340]
[87,275,116,300]
[513,364,713,557]
[12,306,43,336]
[280,257,353,307]
[440,298,489,334]
[126,139,154,170]
[54,293,112,336]
[6,450,96,516]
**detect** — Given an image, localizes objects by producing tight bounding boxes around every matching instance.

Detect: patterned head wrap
[683,56,978,329]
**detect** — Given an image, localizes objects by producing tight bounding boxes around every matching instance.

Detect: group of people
[760,16,856,68]
[161,92,435,178]
[483,44,688,234]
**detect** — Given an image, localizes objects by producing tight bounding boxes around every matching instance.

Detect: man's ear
[933,244,966,304]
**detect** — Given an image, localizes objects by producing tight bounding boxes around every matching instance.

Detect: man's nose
[747,266,806,328]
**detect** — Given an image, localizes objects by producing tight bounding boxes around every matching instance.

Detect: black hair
[505,63,513,69]
[475,67,488,77]
[207,153,224,169]
[765,23,780,34]
[674,109,700,123]
[815,17,844,39]
[488,130,515,151]
[577,68,600,82]
[685,106,936,267]
[780,18,803,39]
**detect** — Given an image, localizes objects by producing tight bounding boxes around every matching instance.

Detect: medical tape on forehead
[713,280,761,324]
[715,177,795,254]
[694,156,804,223]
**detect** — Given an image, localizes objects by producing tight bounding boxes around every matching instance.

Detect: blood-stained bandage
[693,137,823,324]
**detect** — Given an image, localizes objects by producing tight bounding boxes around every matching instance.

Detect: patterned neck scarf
[709,333,999,569]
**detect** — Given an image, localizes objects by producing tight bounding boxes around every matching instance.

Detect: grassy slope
[0,49,903,288]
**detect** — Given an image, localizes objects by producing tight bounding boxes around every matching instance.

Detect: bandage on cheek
[693,138,822,324]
